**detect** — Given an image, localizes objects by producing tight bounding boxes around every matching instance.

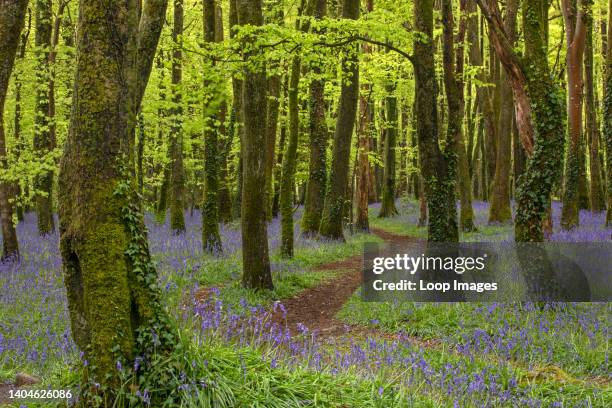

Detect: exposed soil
[270,228,423,338]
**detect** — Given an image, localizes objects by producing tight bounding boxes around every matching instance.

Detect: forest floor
[1,200,610,407]
[269,228,421,338]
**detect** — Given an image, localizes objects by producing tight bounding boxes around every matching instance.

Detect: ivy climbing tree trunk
[319,0,360,240]
[34,0,55,235]
[489,0,518,224]
[0,0,27,260]
[237,0,273,289]
[301,0,329,235]
[560,0,590,229]
[202,0,222,252]
[169,0,186,234]
[58,0,173,398]
[477,0,564,242]
[414,0,458,243]
[378,84,399,218]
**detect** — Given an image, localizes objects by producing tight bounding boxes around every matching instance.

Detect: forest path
[270,228,423,339]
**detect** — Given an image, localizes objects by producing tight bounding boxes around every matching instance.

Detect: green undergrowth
[164,232,382,310]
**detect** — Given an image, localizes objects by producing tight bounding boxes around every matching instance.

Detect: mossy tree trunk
[202,0,222,252]
[169,0,186,234]
[378,84,399,218]
[280,55,301,257]
[605,0,612,225]
[33,0,55,235]
[478,0,565,242]
[319,0,360,240]
[560,0,590,229]
[489,0,518,224]
[264,3,283,221]
[301,0,329,235]
[12,8,30,222]
[584,18,605,212]
[58,0,173,396]
[237,0,273,289]
[0,0,27,260]
[414,0,458,243]
[229,0,243,221]
[442,0,475,231]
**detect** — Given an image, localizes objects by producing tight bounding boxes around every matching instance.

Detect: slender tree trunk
[442,0,475,231]
[202,0,222,251]
[585,18,605,211]
[12,9,30,222]
[59,0,173,396]
[301,0,329,234]
[489,0,518,224]
[169,0,186,233]
[280,54,301,257]
[378,84,399,217]
[604,0,612,225]
[229,0,243,221]
[319,0,360,240]
[33,0,55,235]
[561,0,590,229]
[237,0,273,289]
[0,0,27,260]
[414,0,458,243]
[355,91,372,231]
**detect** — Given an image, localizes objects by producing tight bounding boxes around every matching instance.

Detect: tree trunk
[477,0,565,242]
[169,0,186,233]
[12,8,30,222]
[301,0,329,234]
[560,0,590,229]
[584,18,605,211]
[355,91,372,232]
[442,0,475,231]
[58,0,173,396]
[604,0,612,225]
[378,84,399,217]
[489,0,518,224]
[0,0,27,260]
[280,54,301,257]
[319,0,360,240]
[202,0,222,251]
[414,0,458,243]
[237,0,273,289]
[33,0,55,235]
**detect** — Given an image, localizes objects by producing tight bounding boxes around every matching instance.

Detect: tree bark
[202,0,222,252]
[378,84,399,217]
[280,55,300,257]
[560,0,590,229]
[0,0,27,260]
[33,0,55,235]
[414,0,458,243]
[301,0,329,234]
[442,0,475,231]
[237,0,273,289]
[318,0,360,240]
[584,17,605,212]
[477,0,565,242]
[58,0,173,395]
[605,0,612,225]
[169,0,186,233]
[489,0,518,224]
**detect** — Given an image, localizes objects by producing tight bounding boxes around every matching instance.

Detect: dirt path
[270,228,422,338]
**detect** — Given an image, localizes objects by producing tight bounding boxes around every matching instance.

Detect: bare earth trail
[270,228,423,338]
